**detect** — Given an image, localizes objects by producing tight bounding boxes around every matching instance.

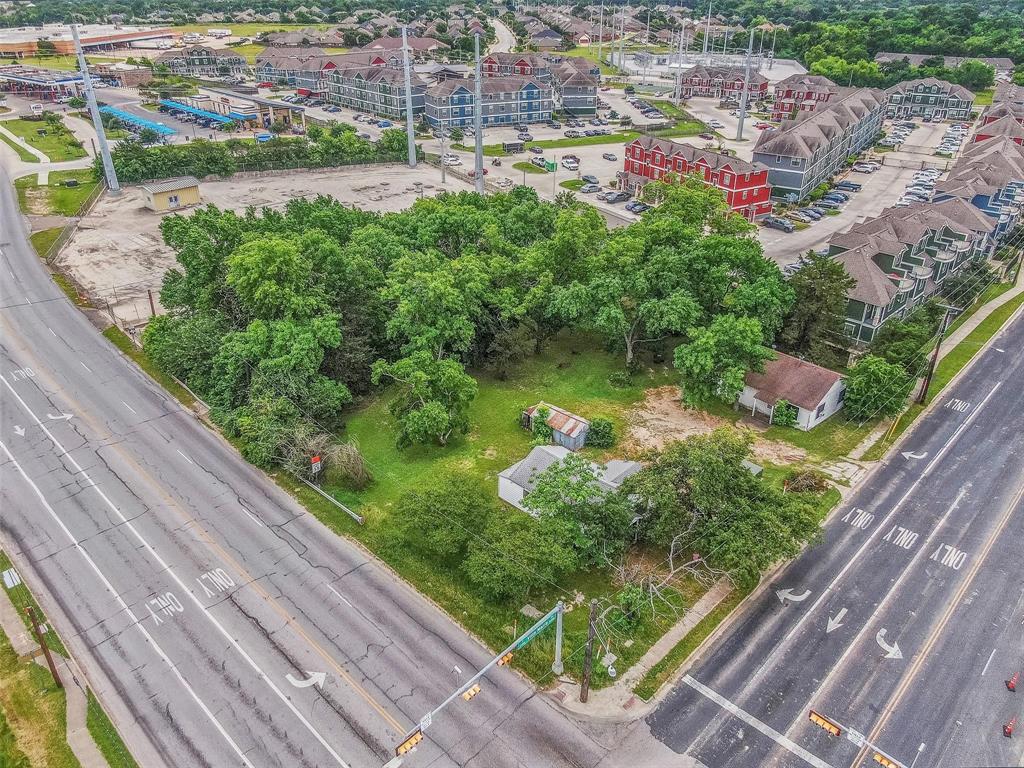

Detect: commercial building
[618,135,773,220]
[140,176,201,212]
[883,77,975,121]
[0,64,83,100]
[154,46,248,78]
[425,76,554,129]
[874,52,1016,77]
[90,62,153,87]
[829,198,1000,342]
[677,64,768,101]
[770,74,842,121]
[361,36,448,59]
[752,87,885,201]
[0,23,175,58]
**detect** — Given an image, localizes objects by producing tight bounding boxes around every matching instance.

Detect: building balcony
[952,239,972,253]
[896,276,915,294]
[933,249,956,263]
[912,265,933,281]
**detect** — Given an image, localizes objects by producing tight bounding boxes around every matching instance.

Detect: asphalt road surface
[644,305,1024,768]
[0,168,612,768]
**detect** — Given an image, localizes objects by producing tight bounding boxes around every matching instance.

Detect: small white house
[498,445,642,514]
[738,352,846,431]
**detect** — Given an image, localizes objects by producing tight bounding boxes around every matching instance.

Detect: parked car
[787,211,813,223]
[518,133,534,141]
[834,181,862,192]
[799,208,823,220]
[605,191,631,203]
[698,132,715,140]
[816,199,842,210]
[442,153,462,166]
[707,119,724,128]
[581,174,599,185]
[564,129,581,138]
[625,200,651,213]
[496,177,514,189]
[826,190,850,201]
[531,156,547,168]
[580,183,601,193]
[467,168,489,178]
[378,120,393,128]
[561,158,579,170]
[602,152,617,161]
[762,216,795,232]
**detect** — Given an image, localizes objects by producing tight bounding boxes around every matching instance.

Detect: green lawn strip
[86,690,139,768]
[16,170,98,217]
[939,281,1014,340]
[0,551,68,659]
[648,100,692,120]
[633,585,751,701]
[0,703,31,768]
[0,131,39,163]
[862,292,1024,461]
[3,118,86,161]
[512,160,547,174]
[561,46,619,75]
[102,328,196,409]
[169,22,331,36]
[560,179,584,190]
[227,43,266,63]
[29,228,65,259]
[138,102,161,112]
[0,627,77,768]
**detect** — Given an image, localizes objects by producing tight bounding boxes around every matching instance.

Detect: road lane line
[0,439,256,768]
[851,477,1024,766]
[121,400,136,414]
[786,487,969,740]
[681,675,834,768]
[981,648,996,677]
[328,585,353,607]
[757,382,1001,678]
[0,373,354,768]
[80,361,91,373]
[49,327,57,337]
[175,448,194,465]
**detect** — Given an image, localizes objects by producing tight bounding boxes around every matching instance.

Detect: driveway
[488,18,516,53]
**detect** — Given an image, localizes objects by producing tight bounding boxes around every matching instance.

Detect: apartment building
[677,64,769,101]
[154,46,248,78]
[325,66,426,118]
[255,49,395,97]
[752,87,885,200]
[933,136,1024,242]
[425,76,554,128]
[884,77,975,120]
[481,52,598,115]
[830,199,999,342]
[617,136,773,220]
[770,74,841,121]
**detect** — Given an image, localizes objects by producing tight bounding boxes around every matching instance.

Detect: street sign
[845,727,866,748]
[310,455,322,475]
[514,612,556,649]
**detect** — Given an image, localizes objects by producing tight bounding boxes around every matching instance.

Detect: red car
[256,81,274,88]
[467,168,489,178]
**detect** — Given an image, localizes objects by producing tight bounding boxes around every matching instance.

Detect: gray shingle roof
[140,176,200,194]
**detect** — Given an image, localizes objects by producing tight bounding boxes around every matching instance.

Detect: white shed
[738,352,846,431]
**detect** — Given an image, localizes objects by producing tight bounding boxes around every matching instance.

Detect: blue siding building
[425,76,554,129]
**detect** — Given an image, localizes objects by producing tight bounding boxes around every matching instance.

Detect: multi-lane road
[644,300,1024,767]
[0,168,612,767]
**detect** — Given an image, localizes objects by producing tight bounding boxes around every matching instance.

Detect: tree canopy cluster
[144,177,792,472]
[98,125,411,184]
[398,428,825,602]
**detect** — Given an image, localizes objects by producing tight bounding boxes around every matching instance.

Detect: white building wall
[498,476,526,511]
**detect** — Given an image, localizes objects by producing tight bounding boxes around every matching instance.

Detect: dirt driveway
[625,386,807,465]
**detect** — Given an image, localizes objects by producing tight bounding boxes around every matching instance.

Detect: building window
[815,402,826,418]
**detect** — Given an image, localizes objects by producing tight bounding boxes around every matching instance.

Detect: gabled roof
[884,77,974,102]
[977,115,1024,140]
[833,246,900,307]
[744,352,843,411]
[754,87,884,159]
[525,402,589,439]
[498,445,642,497]
[678,64,768,86]
[628,135,764,174]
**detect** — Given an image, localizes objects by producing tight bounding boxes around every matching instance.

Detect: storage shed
[521,402,590,450]
[140,176,201,212]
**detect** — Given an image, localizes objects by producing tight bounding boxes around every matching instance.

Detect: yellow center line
[850,479,1024,766]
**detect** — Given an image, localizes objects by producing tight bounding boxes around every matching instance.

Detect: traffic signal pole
[395,601,564,757]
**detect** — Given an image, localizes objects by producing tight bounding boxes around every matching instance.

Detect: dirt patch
[625,386,806,465]
[20,185,51,216]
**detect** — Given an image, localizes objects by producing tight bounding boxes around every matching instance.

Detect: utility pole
[473,32,484,194]
[72,22,119,194]
[401,27,417,168]
[735,28,754,141]
[551,600,565,675]
[596,1,604,68]
[918,305,956,404]
[579,598,599,703]
[26,607,62,688]
[673,23,686,104]
[702,1,712,57]
[618,10,625,76]
[769,26,778,70]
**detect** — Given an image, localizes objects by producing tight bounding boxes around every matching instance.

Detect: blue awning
[159,99,234,124]
[98,106,176,136]
[228,110,257,120]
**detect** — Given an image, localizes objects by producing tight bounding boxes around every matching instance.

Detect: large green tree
[674,315,774,405]
[844,355,914,420]
[779,252,855,365]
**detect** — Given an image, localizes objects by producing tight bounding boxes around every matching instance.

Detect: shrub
[772,399,799,428]
[607,371,632,389]
[785,468,831,494]
[531,405,554,443]
[586,417,615,448]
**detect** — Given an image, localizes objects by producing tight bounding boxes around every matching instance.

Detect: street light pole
[735,28,754,141]
[401,26,417,168]
[473,32,484,193]
[71,22,119,193]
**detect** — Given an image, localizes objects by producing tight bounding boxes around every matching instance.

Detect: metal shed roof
[140,176,200,194]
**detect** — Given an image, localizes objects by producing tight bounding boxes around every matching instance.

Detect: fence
[42,177,105,264]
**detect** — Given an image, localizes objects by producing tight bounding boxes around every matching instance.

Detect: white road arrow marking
[285,670,327,689]
[901,451,927,460]
[776,588,811,605]
[826,607,847,633]
[875,628,903,659]
[13,425,25,436]
[46,412,72,421]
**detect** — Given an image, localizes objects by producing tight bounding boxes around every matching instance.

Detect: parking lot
[58,164,474,324]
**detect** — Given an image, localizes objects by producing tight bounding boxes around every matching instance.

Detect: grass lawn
[649,100,693,120]
[863,292,1024,460]
[139,102,161,112]
[228,43,266,63]
[1,54,119,71]
[3,117,86,161]
[29,227,65,258]
[0,551,68,657]
[0,132,39,163]
[15,169,98,217]
[170,22,330,36]
[560,179,584,190]
[86,691,140,768]
[513,160,547,174]
[973,88,994,106]
[562,46,620,75]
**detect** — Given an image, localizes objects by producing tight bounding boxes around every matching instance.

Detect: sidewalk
[0,570,111,768]
[548,579,732,721]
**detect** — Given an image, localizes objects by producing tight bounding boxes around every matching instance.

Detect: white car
[561,158,579,170]
[707,119,724,128]
[441,153,462,166]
